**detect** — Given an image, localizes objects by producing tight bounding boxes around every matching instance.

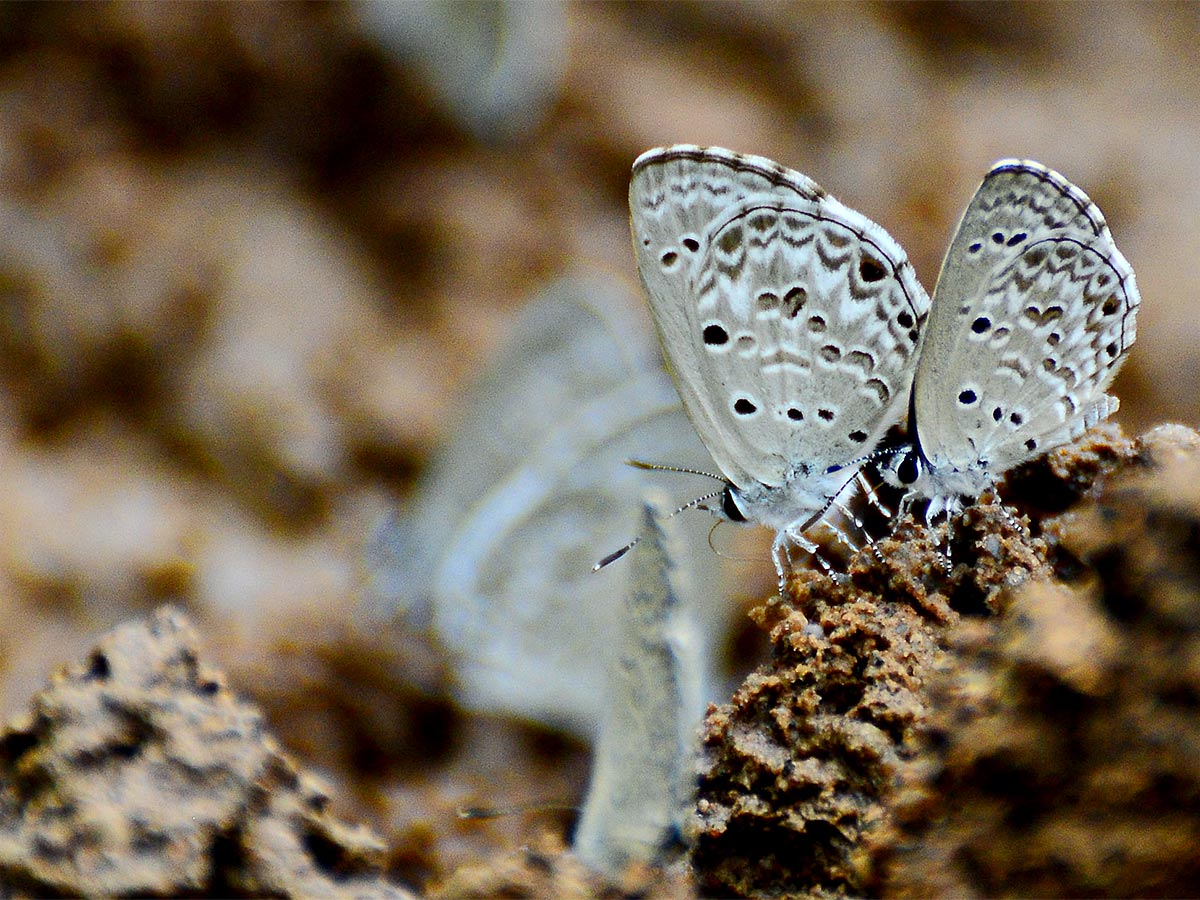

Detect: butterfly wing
[574,493,702,876]
[435,367,715,736]
[914,159,1139,473]
[363,273,662,623]
[365,275,739,738]
[630,145,929,489]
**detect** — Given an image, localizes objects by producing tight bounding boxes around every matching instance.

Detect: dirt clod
[0,607,413,899]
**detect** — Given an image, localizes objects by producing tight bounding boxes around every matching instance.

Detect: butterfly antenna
[825,442,907,475]
[592,486,726,571]
[800,468,862,530]
[812,463,900,565]
[799,468,887,563]
[626,459,726,481]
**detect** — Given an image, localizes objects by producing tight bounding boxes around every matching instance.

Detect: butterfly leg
[771,532,793,597]
[856,469,893,519]
[995,498,1022,532]
[823,509,866,558]
[831,470,890,562]
[923,496,955,572]
[895,489,918,525]
[772,528,831,596]
[787,527,831,569]
[933,511,954,573]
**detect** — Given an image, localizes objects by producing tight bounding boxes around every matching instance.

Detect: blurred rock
[431,831,693,900]
[0,607,412,898]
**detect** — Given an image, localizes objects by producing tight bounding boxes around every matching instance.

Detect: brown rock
[0,607,413,898]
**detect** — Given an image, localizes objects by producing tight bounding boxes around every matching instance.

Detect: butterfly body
[720,467,847,533]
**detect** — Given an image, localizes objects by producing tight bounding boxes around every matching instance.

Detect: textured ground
[0,608,411,898]
[690,423,1200,898]
[870,424,1200,898]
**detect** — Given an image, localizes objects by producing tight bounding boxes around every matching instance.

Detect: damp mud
[691,422,1200,898]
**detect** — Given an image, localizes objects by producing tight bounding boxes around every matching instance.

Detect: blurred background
[0,1,1195,890]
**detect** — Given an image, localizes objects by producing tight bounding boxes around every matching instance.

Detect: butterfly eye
[897,453,920,485]
[721,486,747,523]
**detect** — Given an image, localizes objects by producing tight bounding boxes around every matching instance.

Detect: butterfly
[627,145,930,587]
[362,274,742,738]
[878,159,1139,521]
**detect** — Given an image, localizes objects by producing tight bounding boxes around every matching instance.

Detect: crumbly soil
[8,423,1199,898]
[868,423,1200,899]
[0,607,413,898]
[692,422,1200,898]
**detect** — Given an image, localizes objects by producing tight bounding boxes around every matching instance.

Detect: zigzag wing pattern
[916,159,1139,475]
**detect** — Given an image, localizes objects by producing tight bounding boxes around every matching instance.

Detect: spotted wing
[914,159,1139,473]
[630,145,929,489]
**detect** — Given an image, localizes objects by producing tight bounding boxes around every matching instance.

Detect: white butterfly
[363,274,739,738]
[628,146,930,585]
[879,159,1140,521]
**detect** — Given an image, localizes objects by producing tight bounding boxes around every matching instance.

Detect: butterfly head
[876,443,923,491]
[877,444,994,525]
